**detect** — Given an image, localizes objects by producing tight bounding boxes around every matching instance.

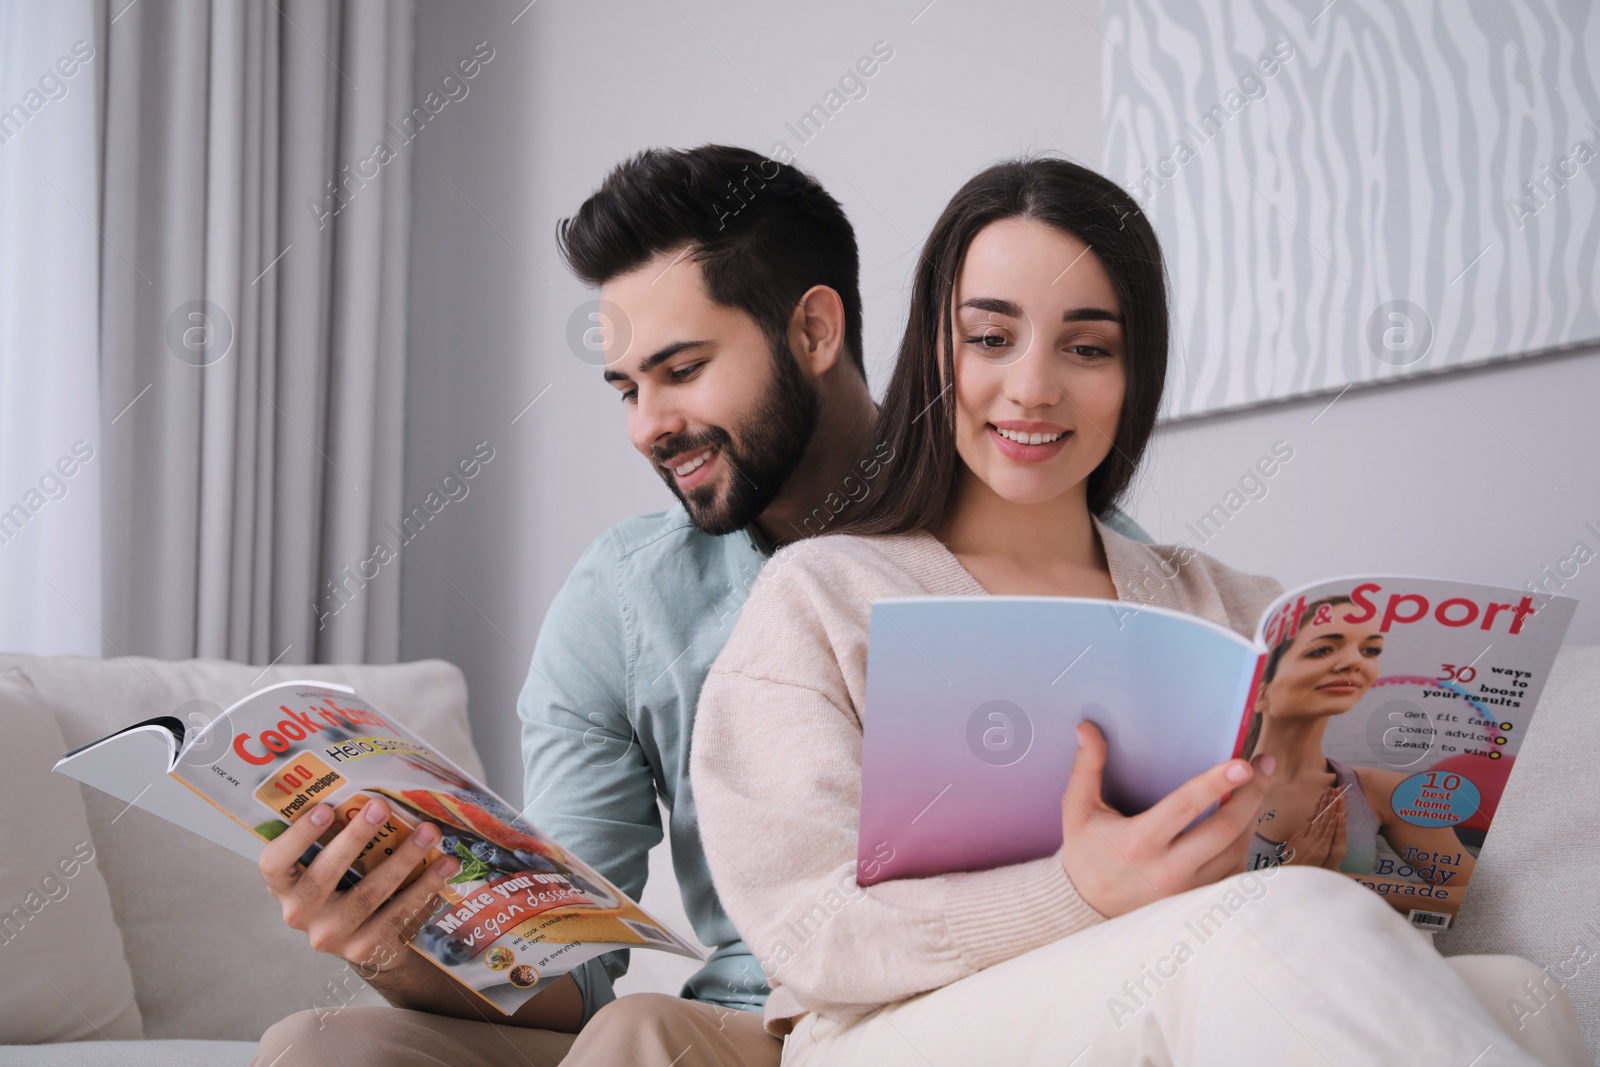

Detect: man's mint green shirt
[517,499,1151,1024]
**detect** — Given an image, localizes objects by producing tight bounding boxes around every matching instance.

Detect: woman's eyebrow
[955,297,1123,325]
[957,297,1021,317]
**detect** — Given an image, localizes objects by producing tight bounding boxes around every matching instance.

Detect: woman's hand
[1280,786,1348,870]
[1060,720,1275,919]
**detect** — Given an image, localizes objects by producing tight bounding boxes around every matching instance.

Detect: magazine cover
[82,681,702,1015]
[856,576,1575,933]
[1244,579,1578,928]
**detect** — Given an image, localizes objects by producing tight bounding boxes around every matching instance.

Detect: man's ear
[788,285,847,379]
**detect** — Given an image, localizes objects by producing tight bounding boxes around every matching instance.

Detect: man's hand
[258,796,459,976]
[258,796,588,1031]
[1060,721,1276,919]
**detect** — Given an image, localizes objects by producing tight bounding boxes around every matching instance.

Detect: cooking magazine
[54,681,702,1015]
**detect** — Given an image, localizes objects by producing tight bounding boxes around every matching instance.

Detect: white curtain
[0,0,104,656]
[1,0,414,666]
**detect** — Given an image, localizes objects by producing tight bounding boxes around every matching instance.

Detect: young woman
[1243,596,1479,896]
[688,159,1585,1066]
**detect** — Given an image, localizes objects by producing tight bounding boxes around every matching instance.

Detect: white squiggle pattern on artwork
[1103,0,1600,418]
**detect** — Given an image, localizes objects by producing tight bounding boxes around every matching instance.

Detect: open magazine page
[857,597,1262,885]
[1247,578,1577,929]
[173,682,701,1014]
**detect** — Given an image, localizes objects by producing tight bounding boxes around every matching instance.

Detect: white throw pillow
[0,653,478,1041]
[0,669,143,1042]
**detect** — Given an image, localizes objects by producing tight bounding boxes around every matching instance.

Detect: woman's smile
[987,421,1072,463]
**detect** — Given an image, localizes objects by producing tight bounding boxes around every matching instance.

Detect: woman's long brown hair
[826,156,1169,538]
[1241,595,1358,760]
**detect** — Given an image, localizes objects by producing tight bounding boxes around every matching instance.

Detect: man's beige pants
[252,991,780,1067]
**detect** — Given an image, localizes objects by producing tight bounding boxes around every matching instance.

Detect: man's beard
[654,340,820,537]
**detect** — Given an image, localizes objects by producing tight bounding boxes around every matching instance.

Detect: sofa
[1,649,1597,1065]
[0,653,697,1066]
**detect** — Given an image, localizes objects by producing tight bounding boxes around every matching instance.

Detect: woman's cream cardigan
[690,514,1282,1036]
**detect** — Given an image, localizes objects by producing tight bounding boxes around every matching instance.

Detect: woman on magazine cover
[1242,595,1479,895]
[688,157,1586,1066]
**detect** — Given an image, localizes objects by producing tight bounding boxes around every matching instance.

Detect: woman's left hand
[1060,721,1275,918]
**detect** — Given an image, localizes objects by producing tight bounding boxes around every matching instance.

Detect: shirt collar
[666,497,776,559]
[745,518,776,558]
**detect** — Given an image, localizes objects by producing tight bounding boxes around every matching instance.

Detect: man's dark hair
[555,145,865,379]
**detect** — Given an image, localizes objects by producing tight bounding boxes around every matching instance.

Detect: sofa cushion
[1437,644,1600,1060]
[0,1039,255,1066]
[0,654,481,1043]
[0,671,143,1043]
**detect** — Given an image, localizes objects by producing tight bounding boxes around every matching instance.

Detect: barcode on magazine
[623,918,673,945]
[1408,910,1451,929]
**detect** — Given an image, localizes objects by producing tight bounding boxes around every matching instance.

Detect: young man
[252,145,1152,1066]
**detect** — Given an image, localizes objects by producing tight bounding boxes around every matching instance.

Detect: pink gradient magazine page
[856,577,1576,930]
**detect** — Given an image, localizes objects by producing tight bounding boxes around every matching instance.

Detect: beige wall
[1127,344,1600,645]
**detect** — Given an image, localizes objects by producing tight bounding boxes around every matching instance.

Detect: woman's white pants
[781,866,1588,1067]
